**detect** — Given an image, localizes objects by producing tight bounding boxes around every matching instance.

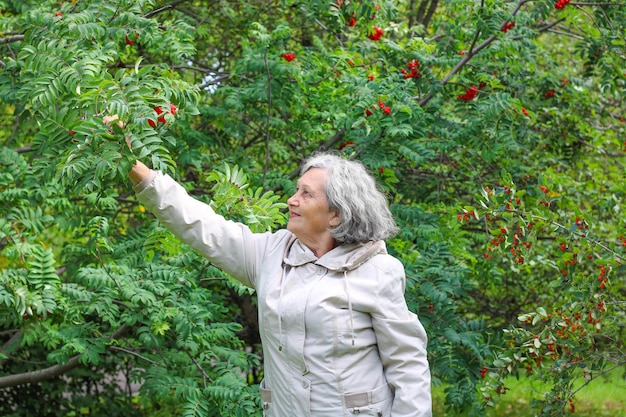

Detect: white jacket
[136,172,432,417]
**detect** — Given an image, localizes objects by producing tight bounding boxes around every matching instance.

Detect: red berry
[368,26,384,41]
[338,141,356,150]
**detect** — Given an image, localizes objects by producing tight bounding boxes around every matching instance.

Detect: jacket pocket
[344,383,393,416]
[260,379,273,417]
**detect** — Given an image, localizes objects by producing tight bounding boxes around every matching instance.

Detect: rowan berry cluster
[148,103,177,127]
[125,33,139,45]
[597,264,609,289]
[378,100,391,114]
[348,13,356,27]
[554,0,571,9]
[458,82,486,101]
[368,26,384,41]
[458,86,479,101]
[401,59,421,79]
[501,21,515,33]
[364,101,392,117]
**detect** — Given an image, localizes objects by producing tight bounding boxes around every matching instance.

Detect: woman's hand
[129,160,151,186]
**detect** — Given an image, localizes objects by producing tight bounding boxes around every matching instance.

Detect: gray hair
[300,152,398,244]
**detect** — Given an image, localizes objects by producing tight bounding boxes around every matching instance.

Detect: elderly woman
[129,152,432,417]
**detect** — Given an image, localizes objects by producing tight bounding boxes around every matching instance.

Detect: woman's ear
[329,211,341,227]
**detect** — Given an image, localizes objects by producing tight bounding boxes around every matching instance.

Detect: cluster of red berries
[282,53,296,62]
[148,103,177,127]
[457,209,475,222]
[364,101,391,117]
[574,217,588,232]
[598,265,609,289]
[368,26,384,41]
[493,225,530,264]
[401,59,421,79]
[554,0,571,9]
[125,33,139,45]
[495,385,510,395]
[482,194,533,263]
[619,236,626,247]
[458,82,486,101]
[538,185,551,206]
[348,13,357,27]
[501,21,515,33]
[377,101,391,114]
[559,241,579,275]
[458,85,479,101]
[568,397,576,413]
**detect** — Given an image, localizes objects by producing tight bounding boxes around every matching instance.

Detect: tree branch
[286,128,346,180]
[0,35,24,45]
[418,0,529,107]
[143,0,189,19]
[0,325,129,389]
[0,330,21,367]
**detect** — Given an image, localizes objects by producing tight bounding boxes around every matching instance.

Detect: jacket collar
[283,236,387,272]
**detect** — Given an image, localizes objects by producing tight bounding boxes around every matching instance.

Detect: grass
[433,367,626,416]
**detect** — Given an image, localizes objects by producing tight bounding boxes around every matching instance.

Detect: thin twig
[109,346,160,365]
[187,351,213,387]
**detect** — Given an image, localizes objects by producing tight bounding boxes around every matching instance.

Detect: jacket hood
[283,238,387,271]
[281,237,388,349]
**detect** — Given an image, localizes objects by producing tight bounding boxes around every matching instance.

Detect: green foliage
[0,0,624,416]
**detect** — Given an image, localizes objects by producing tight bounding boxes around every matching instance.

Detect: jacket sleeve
[134,171,267,288]
[371,257,432,417]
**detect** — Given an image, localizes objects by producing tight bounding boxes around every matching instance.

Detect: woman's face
[287,168,339,247]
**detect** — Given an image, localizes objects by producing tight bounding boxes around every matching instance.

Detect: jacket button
[302,381,309,389]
